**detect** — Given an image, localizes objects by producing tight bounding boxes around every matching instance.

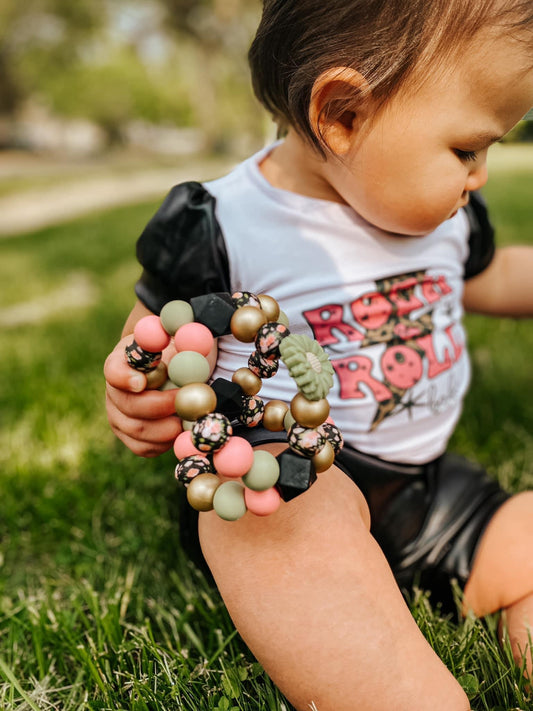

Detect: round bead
[173,430,203,459]
[242,450,280,491]
[174,322,214,357]
[257,294,280,322]
[125,340,162,373]
[168,351,211,387]
[213,436,255,478]
[318,421,344,454]
[187,473,221,512]
[232,367,262,396]
[175,454,213,486]
[290,392,330,429]
[238,395,265,427]
[160,300,194,335]
[182,419,195,431]
[244,487,281,517]
[145,361,168,390]
[277,310,290,328]
[191,413,233,453]
[158,378,178,391]
[232,291,261,309]
[312,441,336,473]
[248,351,279,379]
[134,315,171,353]
[175,383,217,420]
[255,322,290,359]
[263,400,289,432]
[287,424,325,456]
[230,306,268,343]
[213,481,247,521]
[284,410,296,432]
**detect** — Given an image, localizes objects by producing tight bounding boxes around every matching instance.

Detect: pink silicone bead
[213,437,255,478]
[244,487,281,517]
[134,315,171,353]
[174,322,214,357]
[174,430,203,459]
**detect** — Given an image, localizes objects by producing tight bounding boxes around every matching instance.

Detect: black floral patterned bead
[248,350,279,379]
[287,424,326,457]
[255,322,290,359]
[175,455,214,486]
[238,395,265,427]
[125,340,162,372]
[232,291,261,309]
[191,413,233,452]
[318,422,344,454]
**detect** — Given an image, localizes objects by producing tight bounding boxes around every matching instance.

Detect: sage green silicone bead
[213,481,247,521]
[160,300,194,335]
[284,410,296,431]
[277,310,290,328]
[168,351,211,386]
[242,450,280,491]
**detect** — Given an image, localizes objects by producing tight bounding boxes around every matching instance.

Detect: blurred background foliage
[0,0,530,159]
[0,0,266,156]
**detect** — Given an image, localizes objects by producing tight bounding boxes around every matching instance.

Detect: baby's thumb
[104,337,147,393]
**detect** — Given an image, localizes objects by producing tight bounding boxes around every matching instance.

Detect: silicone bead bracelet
[125,291,343,521]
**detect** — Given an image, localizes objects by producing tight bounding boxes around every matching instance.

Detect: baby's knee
[464,492,533,616]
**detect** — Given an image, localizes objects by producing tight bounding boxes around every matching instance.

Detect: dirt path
[0,156,234,237]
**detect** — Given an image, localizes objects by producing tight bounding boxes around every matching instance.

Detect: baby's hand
[104,335,182,458]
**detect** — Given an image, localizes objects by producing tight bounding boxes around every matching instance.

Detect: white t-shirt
[205,146,472,464]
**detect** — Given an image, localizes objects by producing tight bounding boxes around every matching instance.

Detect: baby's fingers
[104,336,147,392]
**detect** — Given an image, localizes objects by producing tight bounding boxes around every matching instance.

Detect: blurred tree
[0,0,105,145]
[156,0,264,151]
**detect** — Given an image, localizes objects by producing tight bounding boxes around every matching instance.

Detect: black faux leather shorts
[178,427,510,613]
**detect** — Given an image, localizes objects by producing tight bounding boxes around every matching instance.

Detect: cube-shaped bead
[210,378,245,420]
[190,293,236,337]
[275,449,317,501]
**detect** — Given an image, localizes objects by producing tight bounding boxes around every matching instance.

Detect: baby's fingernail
[129,375,145,392]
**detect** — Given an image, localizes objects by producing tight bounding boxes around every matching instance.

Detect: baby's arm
[104,300,182,457]
[463,245,533,316]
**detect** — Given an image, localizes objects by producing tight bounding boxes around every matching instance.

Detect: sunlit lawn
[0,145,531,710]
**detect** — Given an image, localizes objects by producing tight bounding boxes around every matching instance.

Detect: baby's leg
[199,446,470,711]
[464,491,533,672]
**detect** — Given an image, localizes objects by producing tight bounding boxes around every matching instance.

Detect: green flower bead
[279,334,334,401]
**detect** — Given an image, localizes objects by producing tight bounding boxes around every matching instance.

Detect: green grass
[0,145,532,710]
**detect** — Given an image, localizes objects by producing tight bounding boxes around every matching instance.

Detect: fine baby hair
[249,0,533,155]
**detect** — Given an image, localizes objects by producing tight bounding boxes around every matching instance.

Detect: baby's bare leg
[464,491,533,673]
[199,448,470,711]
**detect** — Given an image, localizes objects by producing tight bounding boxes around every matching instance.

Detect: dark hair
[249,0,533,154]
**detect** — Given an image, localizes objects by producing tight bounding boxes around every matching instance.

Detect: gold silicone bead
[230,306,268,343]
[232,367,262,396]
[290,392,330,428]
[175,383,217,421]
[145,361,168,390]
[263,400,289,431]
[187,473,221,511]
[258,294,280,322]
[312,441,336,473]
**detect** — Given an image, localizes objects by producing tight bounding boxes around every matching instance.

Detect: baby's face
[325,31,533,236]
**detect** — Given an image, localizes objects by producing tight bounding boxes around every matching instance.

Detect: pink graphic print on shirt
[303,271,464,431]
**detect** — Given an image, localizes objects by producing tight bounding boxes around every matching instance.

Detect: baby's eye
[454,148,478,163]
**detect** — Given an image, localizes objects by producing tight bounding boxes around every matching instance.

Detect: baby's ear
[309,67,369,155]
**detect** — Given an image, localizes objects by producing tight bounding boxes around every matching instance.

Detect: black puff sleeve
[135,182,231,314]
[463,191,496,280]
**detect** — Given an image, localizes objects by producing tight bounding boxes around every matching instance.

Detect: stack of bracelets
[125,291,344,522]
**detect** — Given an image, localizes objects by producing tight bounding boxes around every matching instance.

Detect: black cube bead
[210,378,244,420]
[190,293,236,337]
[276,449,317,501]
